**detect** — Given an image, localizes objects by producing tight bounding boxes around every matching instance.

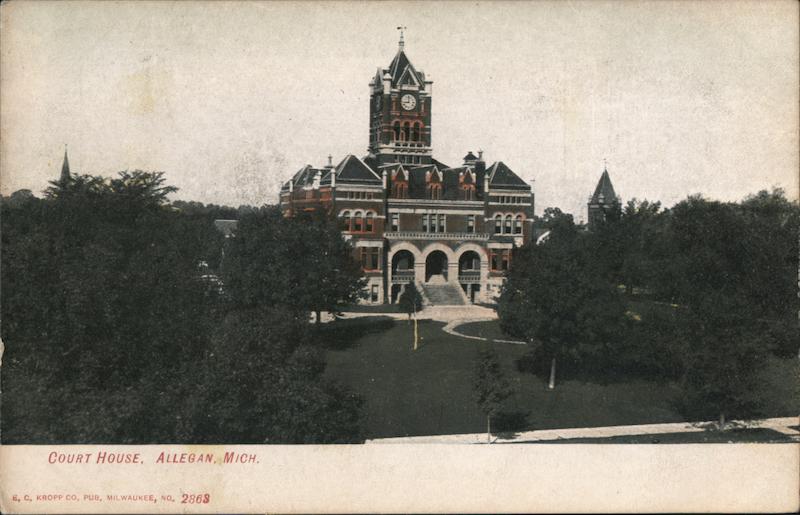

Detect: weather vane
[397,26,407,48]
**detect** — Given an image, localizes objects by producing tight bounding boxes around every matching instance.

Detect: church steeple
[588,164,621,229]
[60,146,71,184]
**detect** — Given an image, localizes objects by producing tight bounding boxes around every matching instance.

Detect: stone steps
[420,280,467,306]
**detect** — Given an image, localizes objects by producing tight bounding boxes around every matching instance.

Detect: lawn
[323,316,800,440]
[323,317,686,439]
[455,319,518,342]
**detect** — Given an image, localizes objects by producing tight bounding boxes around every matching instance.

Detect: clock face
[400,94,417,111]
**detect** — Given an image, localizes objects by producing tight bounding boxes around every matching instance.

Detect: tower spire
[397,26,407,49]
[60,144,71,183]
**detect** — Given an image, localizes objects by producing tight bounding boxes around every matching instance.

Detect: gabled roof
[335,154,381,184]
[388,49,423,89]
[590,169,618,204]
[290,165,314,185]
[431,158,450,170]
[487,162,530,190]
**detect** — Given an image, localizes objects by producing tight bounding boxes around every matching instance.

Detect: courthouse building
[279,34,534,305]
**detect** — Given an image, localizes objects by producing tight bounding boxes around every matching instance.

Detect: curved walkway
[442,318,526,345]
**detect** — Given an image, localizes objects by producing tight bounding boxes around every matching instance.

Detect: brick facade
[279,38,534,305]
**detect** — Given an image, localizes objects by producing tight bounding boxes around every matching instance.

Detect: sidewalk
[366,416,800,444]
[327,304,499,323]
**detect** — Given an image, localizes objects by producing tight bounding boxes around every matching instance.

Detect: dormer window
[460,185,476,200]
[427,183,442,200]
[393,182,408,199]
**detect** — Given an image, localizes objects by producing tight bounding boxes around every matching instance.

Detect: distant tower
[59,146,71,184]
[588,165,620,228]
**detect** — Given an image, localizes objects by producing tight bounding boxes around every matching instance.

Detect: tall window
[393,122,401,141]
[342,211,351,231]
[467,215,475,234]
[514,215,523,234]
[494,215,502,234]
[391,213,399,232]
[490,250,511,271]
[360,248,380,270]
[461,185,475,200]
[422,214,428,232]
[427,184,442,200]
[403,122,411,141]
[437,214,446,233]
[393,182,408,199]
[504,215,512,234]
[353,211,363,232]
[365,212,374,232]
[412,122,421,141]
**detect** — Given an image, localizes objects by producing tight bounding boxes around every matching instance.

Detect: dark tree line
[500,189,799,426]
[1,172,365,443]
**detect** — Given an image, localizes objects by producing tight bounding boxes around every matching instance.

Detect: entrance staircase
[419,276,468,306]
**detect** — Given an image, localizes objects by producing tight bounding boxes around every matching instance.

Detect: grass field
[323,318,684,438]
[454,319,517,341]
[323,317,800,440]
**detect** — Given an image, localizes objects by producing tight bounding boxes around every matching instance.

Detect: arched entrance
[458,251,480,274]
[425,250,448,282]
[392,250,415,274]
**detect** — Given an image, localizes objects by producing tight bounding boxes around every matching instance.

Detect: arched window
[427,184,442,200]
[412,122,421,141]
[461,185,475,200]
[504,215,512,234]
[342,210,351,231]
[353,211,363,232]
[365,212,374,232]
[514,215,523,234]
[494,214,502,234]
[403,122,411,141]
[393,122,401,141]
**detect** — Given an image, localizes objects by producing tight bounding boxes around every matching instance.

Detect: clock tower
[368,31,433,166]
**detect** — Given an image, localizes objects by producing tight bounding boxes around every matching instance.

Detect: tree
[590,199,664,295]
[498,221,626,389]
[221,209,366,323]
[398,282,423,350]
[472,347,512,443]
[2,172,365,444]
[2,171,222,442]
[653,193,798,427]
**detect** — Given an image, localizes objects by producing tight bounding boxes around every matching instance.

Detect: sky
[2,0,798,219]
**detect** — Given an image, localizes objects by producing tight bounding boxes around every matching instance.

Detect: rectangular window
[361,248,380,270]
[370,248,380,270]
[371,284,379,302]
[467,215,475,233]
[391,213,399,232]
[490,250,511,271]
[438,214,445,233]
[422,214,428,232]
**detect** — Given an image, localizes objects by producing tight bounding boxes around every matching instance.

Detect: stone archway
[425,250,448,282]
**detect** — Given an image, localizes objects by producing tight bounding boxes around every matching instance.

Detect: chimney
[475,150,486,195]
